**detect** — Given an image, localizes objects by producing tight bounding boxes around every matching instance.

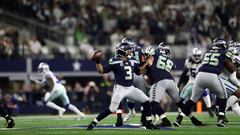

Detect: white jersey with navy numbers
[42,71,62,90]
[184,58,202,83]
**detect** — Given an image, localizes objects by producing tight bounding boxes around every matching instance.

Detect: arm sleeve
[102,59,113,73]
[177,67,189,87]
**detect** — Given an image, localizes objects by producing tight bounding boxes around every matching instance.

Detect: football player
[29,62,85,119]
[174,48,214,127]
[182,38,237,127]
[221,41,240,116]
[120,37,149,125]
[143,42,203,126]
[87,42,157,130]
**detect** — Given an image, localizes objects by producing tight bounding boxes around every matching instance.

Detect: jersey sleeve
[102,59,113,73]
[226,50,234,60]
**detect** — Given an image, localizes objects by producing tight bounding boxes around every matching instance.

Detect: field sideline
[0,112,240,135]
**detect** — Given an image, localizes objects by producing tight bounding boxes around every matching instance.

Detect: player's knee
[234,90,240,98]
[109,105,117,112]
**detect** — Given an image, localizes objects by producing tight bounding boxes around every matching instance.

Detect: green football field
[0,112,240,135]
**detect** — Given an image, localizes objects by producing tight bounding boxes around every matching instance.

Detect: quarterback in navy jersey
[143,42,203,126]
[120,37,149,124]
[87,42,157,130]
[182,38,237,127]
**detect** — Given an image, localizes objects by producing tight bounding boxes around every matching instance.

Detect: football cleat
[6,117,15,128]
[173,115,183,127]
[217,116,226,127]
[160,117,171,127]
[58,108,66,118]
[123,110,136,123]
[191,116,204,126]
[145,121,160,129]
[86,121,97,130]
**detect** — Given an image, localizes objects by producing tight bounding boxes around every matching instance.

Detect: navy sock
[127,101,135,110]
[150,101,165,116]
[142,101,151,117]
[182,100,195,116]
[216,98,227,115]
[96,108,112,122]
[176,99,185,110]
[0,106,9,119]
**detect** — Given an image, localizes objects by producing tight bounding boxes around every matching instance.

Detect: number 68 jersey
[149,51,176,83]
[102,56,140,87]
[198,49,233,75]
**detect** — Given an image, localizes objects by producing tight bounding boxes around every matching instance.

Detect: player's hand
[91,50,103,64]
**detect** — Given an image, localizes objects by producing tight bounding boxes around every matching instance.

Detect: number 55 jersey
[199,49,232,75]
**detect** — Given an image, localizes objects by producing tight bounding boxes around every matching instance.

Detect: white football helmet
[38,62,50,75]
[191,48,203,63]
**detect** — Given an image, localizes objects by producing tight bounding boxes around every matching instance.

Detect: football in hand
[91,50,103,62]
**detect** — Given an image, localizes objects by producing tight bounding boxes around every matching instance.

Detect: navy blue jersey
[199,49,232,75]
[103,56,139,87]
[149,51,175,83]
[132,46,145,66]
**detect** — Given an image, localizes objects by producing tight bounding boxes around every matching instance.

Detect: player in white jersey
[29,62,85,119]
[221,41,240,118]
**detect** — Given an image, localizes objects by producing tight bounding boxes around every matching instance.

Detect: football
[91,50,103,62]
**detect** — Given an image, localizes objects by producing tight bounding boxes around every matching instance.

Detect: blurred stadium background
[0,0,240,116]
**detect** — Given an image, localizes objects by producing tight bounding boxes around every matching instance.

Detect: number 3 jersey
[102,56,139,87]
[198,49,232,75]
[149,51,175,83]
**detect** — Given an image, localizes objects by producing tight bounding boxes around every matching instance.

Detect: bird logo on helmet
[211,37,227,50]
[116,42,132,57]
[38,62,50,75]
[121,37,137,48]
[191,48,203,63]
[158,42,171,58]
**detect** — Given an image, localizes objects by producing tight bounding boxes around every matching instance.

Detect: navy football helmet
[121,37,137,48]
[212,37,227,50]
[144,45,155,58]
[116,42,132,57]
[158,42,171,58]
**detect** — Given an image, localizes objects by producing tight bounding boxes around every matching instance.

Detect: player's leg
[87,85,125,130]
[127,86,158,129]
[208,75,228,127]
[115,102,123,127]
[202,89,214,118]
[182,73,207,126]
[59,88,85,119]
[149,81,171,127]
[0,106,15,128]
[231,101,240,116]
[123,99,136,123]
[44,91,66,117]
[180,83,193,101]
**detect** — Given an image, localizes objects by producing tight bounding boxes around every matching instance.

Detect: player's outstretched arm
[96,63,104,74]
[28,74,46,85]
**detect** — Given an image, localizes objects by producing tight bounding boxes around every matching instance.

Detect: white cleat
[58,109,66,118]
[123,110,136,123]
[76,112,85,121]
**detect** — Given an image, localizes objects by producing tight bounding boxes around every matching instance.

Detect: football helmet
[121,37,137,48]
[212,37,227,50]
[116,42,132,57]
[38,62,50,75]
[191,48,203,63]
[158,42,171,58]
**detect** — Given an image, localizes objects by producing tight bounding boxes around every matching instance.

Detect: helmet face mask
[158,42,171,58]
[38,62,50,75]
[116,42,132,57]
[212,38,227,50]
[191,48,203,62]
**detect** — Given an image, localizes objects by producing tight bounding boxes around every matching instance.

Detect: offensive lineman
[182,38,237,127]
[174,48,214,127]
[143,42,203,126]
[29,62,85,119]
